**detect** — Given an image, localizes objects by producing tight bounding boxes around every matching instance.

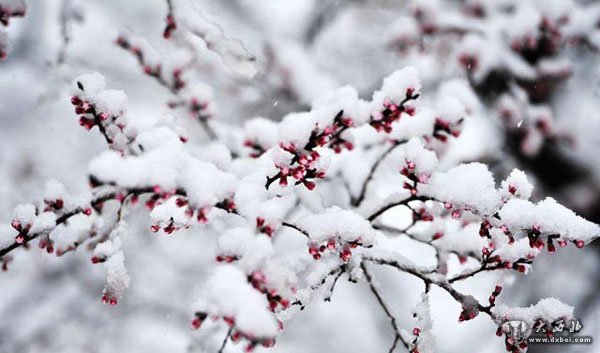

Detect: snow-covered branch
[1,25,599,352]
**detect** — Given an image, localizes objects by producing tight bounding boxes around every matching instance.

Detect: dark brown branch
[89,105,113,145]
[448,258,531,283]
[265,171,282,190]
[281,222,310,238]
[0,186,188,259]
[217,326,233,353]
[360,261,410,352]
[363,255,494,319]
[367,195,431,222]
[324,268,344,302]
[352,140,406,207]
[372,224,424,244]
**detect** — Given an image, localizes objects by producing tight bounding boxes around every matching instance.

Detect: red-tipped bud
[70,96,83,106]
[91,256,105,264]
[308,244,321,260]
[15,234,26,244]
[304,180,316,191]
[432,232,444,240]
[191,317,202,330]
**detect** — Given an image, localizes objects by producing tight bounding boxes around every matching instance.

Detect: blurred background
[1,0,600,352]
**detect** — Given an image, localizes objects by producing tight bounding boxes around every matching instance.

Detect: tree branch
[367,195,431,222]
[352,140,406,207]
[361,261,410,352]
[217,326,233,353]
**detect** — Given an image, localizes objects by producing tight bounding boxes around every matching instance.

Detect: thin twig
[217,326,233,353]
[0,186,186,259]
[324,268,344,302]
[448,258,530,283]
[362,255,495,319]
[352,140,406,207]
[367,195,431,222]
[281,222,310,238]
[373,223,427,245]
[360,261,410,352]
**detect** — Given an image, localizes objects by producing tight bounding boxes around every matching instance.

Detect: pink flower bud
[304,180,316,190]
[15,234,25,244]
[70,96,82,106]
[308,244,321,260]
[191,317,202,330]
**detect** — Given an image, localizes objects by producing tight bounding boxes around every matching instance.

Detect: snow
[149,197,193,232]
[49,214,92,250]
[492,236,539,264]
[503,4,541,43]
[12,204,36,226]
[434,223,487,259]
[437,79,481,115]
[278,112,317,148]
[494,298,574,329]
[29,212,57,234]
[93,236,123,260]
[43,179,68,203]
[499,198,600,243]
[244,117,279,150]
[0,0,24,12]
[457,34,499,83]
[0,224,16,248]
[216,227,274,270]
[424,163,501,216]
[71,72,133,153]
[270,40,338,104]
[297,207,376,245]
[435,97,466,125]
[89,133,238,209]
[105,251,130,300]
[371,66,421,111]
[403,138,438,179]
[388,107,435,141]
[533,0,574,22]
[194,265,279,338]
[386,15,420,47]
[93,90,128,117]
[361,248,436,274]
[194,142,232,171]
[500,169,533,200]
[0,31,12,58]
[71,72,106,95]
[311,86,369,126]
[413,293,436,353]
